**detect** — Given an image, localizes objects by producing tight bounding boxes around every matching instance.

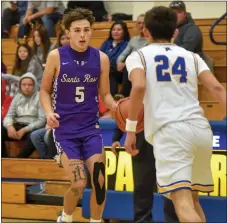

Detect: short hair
[144,6,177,41]
[63,8,95,30]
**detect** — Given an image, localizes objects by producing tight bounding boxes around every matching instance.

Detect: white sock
[90,218,101,222]
[61,210,73,222]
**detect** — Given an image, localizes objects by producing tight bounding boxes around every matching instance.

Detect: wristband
[125,119,137,132]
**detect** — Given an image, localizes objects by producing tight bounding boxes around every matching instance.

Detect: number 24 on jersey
[155,55,187,83]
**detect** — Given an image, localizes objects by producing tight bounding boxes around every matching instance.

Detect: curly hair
[63,8,95,30]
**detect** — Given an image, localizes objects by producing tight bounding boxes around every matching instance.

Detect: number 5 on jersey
[155,55,187,83]
[75,86,85,103]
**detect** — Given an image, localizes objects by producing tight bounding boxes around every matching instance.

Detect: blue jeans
[30,128,53,159]
[42,12,61,37]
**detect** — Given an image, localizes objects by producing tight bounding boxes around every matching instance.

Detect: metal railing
[209,12,227,45]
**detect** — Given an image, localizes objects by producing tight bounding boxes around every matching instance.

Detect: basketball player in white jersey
[124,6,226,223]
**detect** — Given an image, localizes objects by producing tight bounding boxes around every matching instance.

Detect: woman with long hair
[100,21,130,96]
[32,25,51,64]
[50,28,70,51]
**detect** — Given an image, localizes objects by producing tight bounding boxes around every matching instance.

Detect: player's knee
[92,161,106,205]
[71,178,87,191]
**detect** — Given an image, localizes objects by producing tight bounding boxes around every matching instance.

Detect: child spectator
[2,72,46,158]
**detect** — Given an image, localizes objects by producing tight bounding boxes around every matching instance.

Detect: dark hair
[12,43,33,76]
[55,29,68,48]
[108,21,130,42]
[32,26,51,62]
[144,6,177,41]
[63,8,95,30]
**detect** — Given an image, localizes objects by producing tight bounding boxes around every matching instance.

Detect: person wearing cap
[169,1,203,55]
[169,1,214,73]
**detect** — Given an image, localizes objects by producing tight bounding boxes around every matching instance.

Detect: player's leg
[191,125,214,222]
[84,134,106,222]
[53,137,86,223]
[192,191,206,222]
[61,153,87,216]
[153,122,202,222]
[170,189,202,222]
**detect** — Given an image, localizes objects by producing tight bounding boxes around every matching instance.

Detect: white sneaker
[57,215,63,223]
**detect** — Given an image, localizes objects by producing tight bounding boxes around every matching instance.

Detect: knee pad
[93,162,106,205]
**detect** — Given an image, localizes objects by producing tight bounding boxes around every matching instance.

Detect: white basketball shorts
[153,121,214,197]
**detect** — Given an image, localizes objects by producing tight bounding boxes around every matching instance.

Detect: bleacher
[2,18,227,222]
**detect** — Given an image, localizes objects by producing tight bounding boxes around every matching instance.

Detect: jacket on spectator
[174,13,203,57]
[1,79,13,119]
[3,72,46,132]
[100,39,128,65]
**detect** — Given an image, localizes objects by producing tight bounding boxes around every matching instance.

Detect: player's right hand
[111,141,121,156]
[117,62,125,72]
[46,113,60,128]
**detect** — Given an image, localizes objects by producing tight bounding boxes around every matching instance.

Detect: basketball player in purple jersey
[40,8,117,223]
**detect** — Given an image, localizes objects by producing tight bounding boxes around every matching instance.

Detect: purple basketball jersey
[52,45,101,140]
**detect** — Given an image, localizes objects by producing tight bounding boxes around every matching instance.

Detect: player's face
[66,20,92,52]
[18,46,28,61]
[172,8,186,25]
[60,34,70,46]
[20,78,34,96]
[111,24,124,41]
[34,31,41,46]
[136,16,145,34]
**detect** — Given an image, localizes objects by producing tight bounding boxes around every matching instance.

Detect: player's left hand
[124,132,139,156]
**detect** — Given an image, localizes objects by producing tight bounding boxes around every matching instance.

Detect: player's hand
[117,62,125,72]
[46,113,60,128]
[7,125,17,139]
[111,141,121,156]
[124,132,139,156]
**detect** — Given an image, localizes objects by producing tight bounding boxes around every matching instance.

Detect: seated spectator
[32,26,51,64]
[19,1,65,38]
[67,1,108,22]
[116,14,148,97]
[2,72,46,158]
[12,42,43,85]
[169,1,214,71]
[30,126,56,159]
[2,1,27,38]
[1,79,13,120]
[50,28,70,51]
[100,21,130,96]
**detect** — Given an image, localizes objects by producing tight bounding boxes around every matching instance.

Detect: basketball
[115,97,144,133]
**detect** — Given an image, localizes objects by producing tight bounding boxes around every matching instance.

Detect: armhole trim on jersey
[137,50,147,75]
[192,53,199,76]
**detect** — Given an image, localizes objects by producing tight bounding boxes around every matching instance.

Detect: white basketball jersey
[126,43,210,144]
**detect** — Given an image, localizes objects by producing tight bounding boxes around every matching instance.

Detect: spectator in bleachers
[2,42,43,97]
[116,14,148,97]
[2,72,46,158]
[32,26,51,64]
[2,1,27,38]
[12,43,43,85]
[169,1,214,72]
[1,79,13,120]
[19,1,65,38]
[50,28,70,51]
[100,21,130,96]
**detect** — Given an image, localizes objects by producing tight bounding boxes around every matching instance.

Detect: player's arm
[99,51,117,111]
[40,49,58,115]
[125,52,146,124]
[197,55,226,114]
